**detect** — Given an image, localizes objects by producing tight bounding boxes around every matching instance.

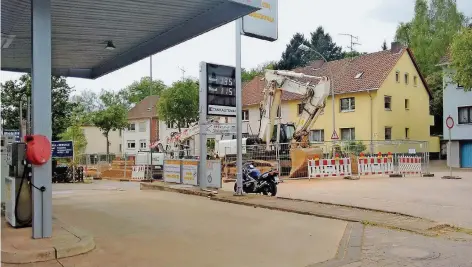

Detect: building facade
[81,125,121,154]
[242,43,439,154]
[441,63,472,168]
[122,95,159,156]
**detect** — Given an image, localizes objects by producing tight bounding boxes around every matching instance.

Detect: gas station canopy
[1,0,260,79]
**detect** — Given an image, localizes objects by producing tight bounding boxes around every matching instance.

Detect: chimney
[391,42,402,53]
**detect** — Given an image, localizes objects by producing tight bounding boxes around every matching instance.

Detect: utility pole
[179,67,186,81]
[339,33,361,54]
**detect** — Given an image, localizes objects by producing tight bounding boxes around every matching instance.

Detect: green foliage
[0,74,76,140]
[124,77,166,105]
[91,103,128,155]
[242,62,276,82]
[342,141,367,155]
[275,27,344,70]
[395,22,412,46]
[59,122,87,164]
[157,79,199,131]
[450,27,472,91]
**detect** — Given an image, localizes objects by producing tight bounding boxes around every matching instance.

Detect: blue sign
[3,129,20,142]
[52,141,74,158]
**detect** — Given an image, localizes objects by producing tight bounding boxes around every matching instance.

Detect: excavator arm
[259,70,331,145]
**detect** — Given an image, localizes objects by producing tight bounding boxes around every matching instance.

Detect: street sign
[51,141,73,158]
[241,0,278,41]
[204,63,237,117]
[207,123,237,134]
[446,115,454,129]
[331,130,339,140]
[2,129,20,142]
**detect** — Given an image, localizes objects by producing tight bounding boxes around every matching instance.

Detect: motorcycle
[233,162,279,196]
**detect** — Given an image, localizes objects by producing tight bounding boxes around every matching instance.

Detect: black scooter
[233,162,279,196]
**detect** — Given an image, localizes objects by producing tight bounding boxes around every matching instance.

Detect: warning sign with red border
[331,130,339,140]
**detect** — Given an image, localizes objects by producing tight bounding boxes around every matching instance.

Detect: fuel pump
[5,135,51,228]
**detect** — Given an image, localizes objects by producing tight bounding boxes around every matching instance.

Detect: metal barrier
[131,165,146,181]
[308,158,352,178]
[398,156,422,175]
[357,156,394,175]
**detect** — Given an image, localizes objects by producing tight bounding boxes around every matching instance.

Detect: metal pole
[235,19,244,195]
[149,56,153,181]
[19,100,23,139]
[449,128,452,177]
[27,96,31,135]
[31,0,52,238]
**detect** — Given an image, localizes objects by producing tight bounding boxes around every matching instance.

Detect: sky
[1,0,471,96]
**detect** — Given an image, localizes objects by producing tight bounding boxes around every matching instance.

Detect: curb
[1,220,95,264]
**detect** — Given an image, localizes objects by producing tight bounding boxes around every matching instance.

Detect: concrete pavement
[4,182,348,267]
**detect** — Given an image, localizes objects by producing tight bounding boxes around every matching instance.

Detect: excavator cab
[270,123,295,143]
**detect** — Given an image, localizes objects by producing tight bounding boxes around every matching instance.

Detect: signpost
[206,123,237,134]
[443,116,460,179]
[331,130,339,140]
[51,141,74,158]
[199,62,236,189]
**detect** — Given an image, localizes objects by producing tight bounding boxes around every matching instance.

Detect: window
[298,103,304,115]
[340,97,355,112]
[413,76,418,87]
[404,73,409,85]
[395,71,400,83]
[405,128,410,139]
[139,122,146,132]
[166,121,175,129]
[128,123,136,131]
[405,99,409,110]
[384,96,392,110]
[385,127,392,140]
[127,140,135,149]
[341,128,355,140]
[354,72,364,79]
[458,106,472,124]
[242,110,249,121]
[309,130,324,142]
[140,139,147,149]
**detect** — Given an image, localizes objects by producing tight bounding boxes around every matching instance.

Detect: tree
[395,22,412,46]
[0,74,76,140]
[308,27,343,61]
[450,27,472,91]
[157,79,199,132]
[59,122,87,165]
[242,61,276,82]
[70,89,100,113]
[123,77,166,105]
[275,33,311,70]
[382,40,388,51]
[91,103,128,156]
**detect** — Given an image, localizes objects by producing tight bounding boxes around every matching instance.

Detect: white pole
[235,19,244,195]
[449,128,452,177]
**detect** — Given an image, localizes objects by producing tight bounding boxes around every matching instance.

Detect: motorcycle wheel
[262,182,277,197]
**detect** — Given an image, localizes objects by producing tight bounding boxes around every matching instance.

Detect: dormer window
[354,72,364,79]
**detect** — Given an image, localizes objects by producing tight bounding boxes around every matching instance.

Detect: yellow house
[242,43,440,154]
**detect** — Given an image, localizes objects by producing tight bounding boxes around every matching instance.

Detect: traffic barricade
[357,153,394,176]
[131,165,146,181]
[398,156,422,175]
[308,157,352,178]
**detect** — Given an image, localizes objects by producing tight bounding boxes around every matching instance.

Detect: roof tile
[127,95,159,120]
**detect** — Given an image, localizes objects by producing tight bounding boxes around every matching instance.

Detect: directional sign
[331,130,339,140]
[207,123,237,134]
[51,141,74,158]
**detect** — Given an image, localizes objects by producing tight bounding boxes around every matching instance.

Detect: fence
[218,140,431,179]
[77,153,135,179]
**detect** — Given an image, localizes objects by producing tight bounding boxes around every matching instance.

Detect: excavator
[258,70,331,178]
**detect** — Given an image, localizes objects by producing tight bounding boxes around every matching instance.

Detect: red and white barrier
[357,157,394,175]
[398,156,422,175]
[131,165,146,180]
[308,158,352,178]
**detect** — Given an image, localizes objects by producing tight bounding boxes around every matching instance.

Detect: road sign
[204,63,237,117]
[207,123,237,134]
[51,141,73,158]
[446,115,454,129]
[2,129,20,142]
[331,130,339,140]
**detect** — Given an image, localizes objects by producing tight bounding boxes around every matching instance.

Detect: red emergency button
[25,135,51,165]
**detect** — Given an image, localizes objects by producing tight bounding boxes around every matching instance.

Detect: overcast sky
[1,0,471,95]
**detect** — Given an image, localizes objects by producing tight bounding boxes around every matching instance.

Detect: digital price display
[206,63,237,117]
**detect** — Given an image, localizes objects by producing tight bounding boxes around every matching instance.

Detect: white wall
[240,103,295,137]
[443,68,472,140]
[82,126,121,154]
[122,119,151,155]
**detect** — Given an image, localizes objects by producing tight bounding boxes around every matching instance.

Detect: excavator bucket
[289,147,323,178]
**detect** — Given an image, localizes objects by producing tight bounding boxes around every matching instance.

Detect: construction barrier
[357,156,394,175]
[308,158,352,178]
[398,156,422,175]
[131,165,146,181]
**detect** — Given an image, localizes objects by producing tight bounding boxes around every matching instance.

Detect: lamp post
[298,44,336,142]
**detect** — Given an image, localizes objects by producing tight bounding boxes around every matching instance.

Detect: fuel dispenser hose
[14,161,46,227]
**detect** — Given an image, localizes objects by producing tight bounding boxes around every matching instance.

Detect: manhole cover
[389,247,440,260]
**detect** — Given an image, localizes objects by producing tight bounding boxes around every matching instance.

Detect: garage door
[460,142,472,168]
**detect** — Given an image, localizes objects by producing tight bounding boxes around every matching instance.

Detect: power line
[339,33,361,53]
[179,67,186,81]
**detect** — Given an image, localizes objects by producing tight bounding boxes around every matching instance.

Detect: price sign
[205,63,237,117]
